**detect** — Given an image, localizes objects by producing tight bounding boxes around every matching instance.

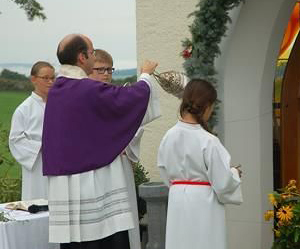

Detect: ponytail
[179,79,217,132]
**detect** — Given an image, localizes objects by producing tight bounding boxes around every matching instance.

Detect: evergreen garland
[181,0,244,128]
[182,0,244,82]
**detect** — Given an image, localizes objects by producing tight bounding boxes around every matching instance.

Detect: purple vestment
[42,77,150,175]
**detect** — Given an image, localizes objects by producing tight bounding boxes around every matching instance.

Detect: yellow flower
[274,229,280,237]
[264,210,274,221]
[287,185,297,192]
[286,179,298,192]
[276,205,293,222]
[288,179,296,186]
[268,194,277,207]
[281,193,293,199]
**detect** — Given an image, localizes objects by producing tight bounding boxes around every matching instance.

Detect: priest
[42,34,160,249]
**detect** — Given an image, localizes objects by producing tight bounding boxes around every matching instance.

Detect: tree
[1,69,29,81]
[2,0,46,21]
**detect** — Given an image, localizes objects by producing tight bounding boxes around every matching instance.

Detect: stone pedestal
[139,182,169,249]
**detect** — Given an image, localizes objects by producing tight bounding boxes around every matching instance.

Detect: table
[0,203,59,249]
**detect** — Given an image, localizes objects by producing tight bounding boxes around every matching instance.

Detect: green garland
[181,0,244,127]
[182,0,244,82]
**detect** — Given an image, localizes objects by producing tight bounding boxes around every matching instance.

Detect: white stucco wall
[136,0,199,180]
[136,0,296,248]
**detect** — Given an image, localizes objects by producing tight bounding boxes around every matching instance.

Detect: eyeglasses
[89,49,96,56]
[36,76,56,82]
[93,67,115,74]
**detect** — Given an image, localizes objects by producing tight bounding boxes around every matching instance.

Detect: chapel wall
[136,0,198,180]
[136,0,296,248]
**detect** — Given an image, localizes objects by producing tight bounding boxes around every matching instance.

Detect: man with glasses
[42,34,160,249]
[9,61,55,200]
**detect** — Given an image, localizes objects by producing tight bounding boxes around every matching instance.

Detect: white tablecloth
[0,204,59,249]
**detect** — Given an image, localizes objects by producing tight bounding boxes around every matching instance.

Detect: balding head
[57,34,77,53]
[57,34,92,66]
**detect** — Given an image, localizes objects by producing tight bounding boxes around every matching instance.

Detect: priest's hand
[141,60,158,75]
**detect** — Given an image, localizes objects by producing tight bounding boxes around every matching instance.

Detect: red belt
[171,181,211,186]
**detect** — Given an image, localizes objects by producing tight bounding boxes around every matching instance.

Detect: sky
[0,0,137,70]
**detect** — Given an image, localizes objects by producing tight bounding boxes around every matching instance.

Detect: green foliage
[132,161,150,187]
[0,69,32,91]
[1,69,29,81]
[112,75,138,86]
[182,0,244,82]
[0,91,29,129]
[181,0,244,129]
[0,122,21,203]
[132,161,150,219]
[0,211,11,222]
[0,178,21,203]
[0,91,25,202]
[0,92,27,199]
[0,78,33,92]
[265,180,300,249]
[10,0,46,21]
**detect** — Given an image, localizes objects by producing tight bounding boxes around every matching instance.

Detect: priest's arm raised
[125,72,161,162]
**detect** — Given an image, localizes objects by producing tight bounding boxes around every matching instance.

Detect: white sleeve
[158,167,171,187]
[124,74,160,162]
[138,73,161,125]
[9,109,41,171]
[204,137,243,205]
[157,136,171,187]
[125,127,144,163]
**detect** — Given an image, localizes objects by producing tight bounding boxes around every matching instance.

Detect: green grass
[0,91,29,129]
[0,91,29,180]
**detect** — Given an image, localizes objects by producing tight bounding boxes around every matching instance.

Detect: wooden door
[280,32,300,188]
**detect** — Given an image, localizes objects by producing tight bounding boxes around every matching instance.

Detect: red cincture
[171,181,211,186]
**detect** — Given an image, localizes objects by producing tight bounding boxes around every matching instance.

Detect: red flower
[181,46,192,59]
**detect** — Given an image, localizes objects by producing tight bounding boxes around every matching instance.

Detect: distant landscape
[0,63,137,80]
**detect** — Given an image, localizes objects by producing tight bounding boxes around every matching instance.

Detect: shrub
[132,161,150,219]
[0,122,21,202]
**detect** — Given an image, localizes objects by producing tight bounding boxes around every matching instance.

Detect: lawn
[0,91,29,129]
[0,91,29,179]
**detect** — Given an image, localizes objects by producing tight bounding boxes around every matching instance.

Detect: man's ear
[77,52,86,64]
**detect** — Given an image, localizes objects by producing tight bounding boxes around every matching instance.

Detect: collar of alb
[58,65,87,79]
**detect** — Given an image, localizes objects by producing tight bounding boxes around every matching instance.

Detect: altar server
[158,79,243,249]
[9,61,55,200]
[89,48,153,249]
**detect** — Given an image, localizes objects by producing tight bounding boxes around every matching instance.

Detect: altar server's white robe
[123,127,144,249]
[158,121,242,249]
[9,92,48,200]
[47,66,160,243]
